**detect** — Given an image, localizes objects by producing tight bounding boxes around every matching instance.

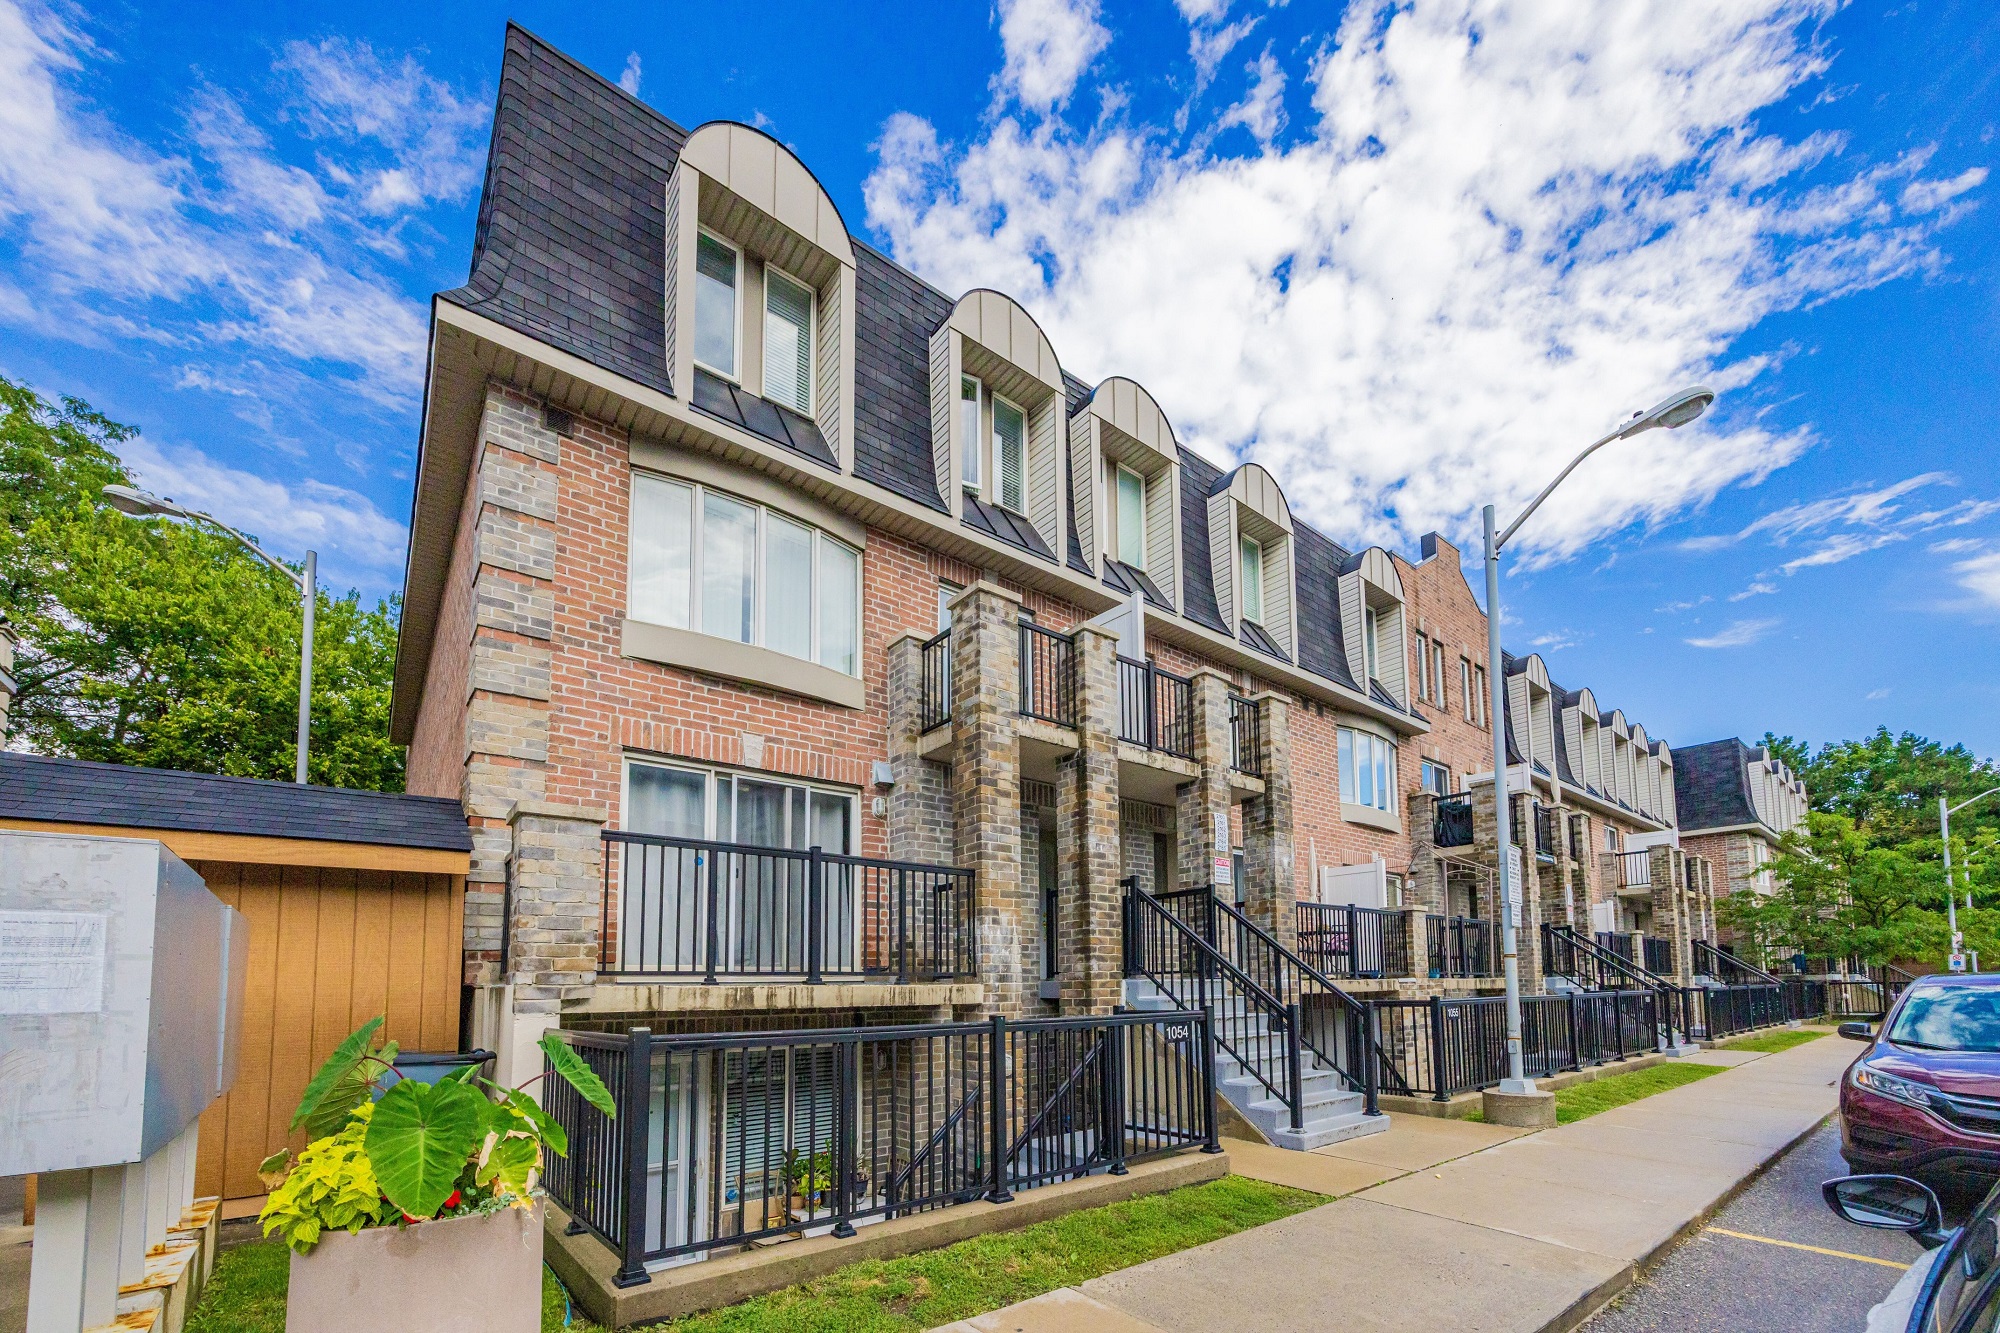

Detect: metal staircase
[1122,882,1386,1151]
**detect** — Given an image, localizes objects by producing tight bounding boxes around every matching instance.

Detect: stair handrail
[1693,938,1779,985]
[1124,883,1298,1113]
[888,1085,983,1213]
[1207,893,1381,1115]
[1547,923,1695,1045]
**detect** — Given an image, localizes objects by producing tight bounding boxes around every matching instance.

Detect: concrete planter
[286,1199,543,1333]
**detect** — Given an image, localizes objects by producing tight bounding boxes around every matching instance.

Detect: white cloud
[1655,595,1710,614]
[995,0,1110,113]
[1688,473,2000,577]
[1954,550,2000,611]
[866,0,1983,562]
[1530,629,1583,652]
[1686,618,1780,649]
[0,5,481,401]
[1865,687,1891,700]
[619,52,642,97]
[1188,15,1259,88]
[1903,167,1988,214]
[119,435,408,580]
[1214,45,1285,146]
[1728,580,1778,601]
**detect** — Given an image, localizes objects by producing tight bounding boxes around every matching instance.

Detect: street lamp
[1941,788,2000,971]
[102,484,318,784]
[1484,385,1715,1094]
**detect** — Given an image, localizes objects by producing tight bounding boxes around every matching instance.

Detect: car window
[1934,1212,2000,1331]
[1951,1266,2000,1333]
[1891,986,2000,1053]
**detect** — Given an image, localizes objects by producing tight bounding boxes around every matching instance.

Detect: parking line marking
[1707,1227,1911,1269]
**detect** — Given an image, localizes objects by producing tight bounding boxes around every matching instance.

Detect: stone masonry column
[499,800,605,1092]
[1058,624,1123,1016]
[950,583,1030,1017]
[1241,692,1296,954]
[886,633,954,867]
[1405,793,1446,914]
[1177,670,1234,899]
[1650,844,1691,983]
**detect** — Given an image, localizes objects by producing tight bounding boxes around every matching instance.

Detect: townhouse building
[1674,738,1809,903]
[388,31,1786,1255]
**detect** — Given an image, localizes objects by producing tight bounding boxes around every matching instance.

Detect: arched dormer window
[1070,377,1180,608]
[1563,687,1601,792]
[928,290,1066,561]
[1338,547,1407,703]
[668,123,856,471]
[1506,654,1554,777]
[1208,464,1297,660]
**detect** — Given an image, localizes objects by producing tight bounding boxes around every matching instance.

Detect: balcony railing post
[831,1037,859,1238]
[613,1028,652,1288]
[1285,1002,1305,1131]
[1364,1003,1381,1117]
[986,1013,1014,1203]
[807,846,824,985]
[1566,991,1581,1074]
[701,850,719,985]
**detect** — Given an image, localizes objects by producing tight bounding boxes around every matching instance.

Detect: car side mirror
[1824,1174,1951,1250]
[1838,1021,1875,1042]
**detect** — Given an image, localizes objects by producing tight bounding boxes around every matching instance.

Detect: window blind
[764,269,813,414]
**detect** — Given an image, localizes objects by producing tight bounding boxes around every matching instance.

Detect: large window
[630,472,861,676]
[626,759,855,852]
[1240,535,1264,624]
[1421,759,1452,797]
[695,232,739,378]
[1115,465,1146,568]
[1339,727,1398,814]
[993,395,1026,513]
[763,267,814,415]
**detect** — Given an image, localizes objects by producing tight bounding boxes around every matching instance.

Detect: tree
[1721,811,1949,967]
[1765,727,2000,852]
[0,374,403,790]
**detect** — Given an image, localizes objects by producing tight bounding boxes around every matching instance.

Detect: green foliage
[0,373,403,789]
[1553,1062,1723,1124]
[1722,811,1950,966]
[259,1109,395,1254]
[538,1031,616,1116]
[290,1017,387,1136]
[365,1077,490,1219]
[1717,1029,1825,1054]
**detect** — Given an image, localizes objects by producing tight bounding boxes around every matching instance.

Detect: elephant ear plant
[257,1017,615,1253]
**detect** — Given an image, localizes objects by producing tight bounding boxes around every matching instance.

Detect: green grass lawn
[1717,1028,1825,1055]
[1553,1060,1723,1124]
[188,1176,1320,1333]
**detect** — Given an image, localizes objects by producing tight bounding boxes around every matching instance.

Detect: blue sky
[1,0,1995,758]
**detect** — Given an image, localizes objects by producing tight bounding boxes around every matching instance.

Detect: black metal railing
[544,1012,1219,1283]
[1643,936,1675,976]
[1426,915,1496,978]
[1547,924,1665,994]
[1687,984,1788,1041]
[1532,803,1557,860]
[1124,882,1380,1127]
[1117,656,1194,758]
[1297,902,1411,979]
[1781,976,1829,1023]
[1694,938,1778,985]
[1433,799,1474,848]
[601,832,975,983]
[1615,849,1653,887]
[919,630,952,732]
[1372,989,1664,1100]
[1018,622,1077,727]
[1595,930,1638,965]
[1229,695,1264,776]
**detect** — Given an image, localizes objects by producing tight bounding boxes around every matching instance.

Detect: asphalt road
[1587,1119,1925,1333]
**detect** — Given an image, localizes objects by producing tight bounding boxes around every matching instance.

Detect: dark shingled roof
[0,753,473,851]
[1673,738,1761,831]
[437,24,1430,718]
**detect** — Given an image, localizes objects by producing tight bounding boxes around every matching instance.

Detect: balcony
[1614,849,1653,890]
[1432,799,1474,848]
[1532,803,1557,862]
[918,630,951,733]
[1296,902,1410,979]
[1117,656,1194,759]
[1229,695,1263,777]
[1643,936,1674,976]
[1017,621,1077,727]
[1427,914,1497,978]
[599,831,974,985]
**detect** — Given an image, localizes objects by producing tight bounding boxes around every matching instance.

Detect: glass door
[623,763,711,973]
[720,776,855,976]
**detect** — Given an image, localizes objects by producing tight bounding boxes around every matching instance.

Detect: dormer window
[1240,536,1265,624]
[1115,466,1146,568]
[1363,607,1381,684]
[930,290,1066,560]
[762,266,814,414]
[695,232,739,378]
[959,376,982,490]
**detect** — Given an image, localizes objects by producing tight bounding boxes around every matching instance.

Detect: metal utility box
[0,831,246,1175]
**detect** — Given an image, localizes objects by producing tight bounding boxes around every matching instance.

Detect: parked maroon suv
[1841,973,2000,1202]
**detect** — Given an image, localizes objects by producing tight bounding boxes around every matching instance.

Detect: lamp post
[102,484,318,784]
[1941,788,2000,971]
[1484,385,1715,1093]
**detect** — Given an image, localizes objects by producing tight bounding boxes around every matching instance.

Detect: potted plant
[255,1017,614,1333]
[784,1149,833,1221]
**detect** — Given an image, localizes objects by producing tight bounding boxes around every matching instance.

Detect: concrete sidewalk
[937,1034,1853,1333]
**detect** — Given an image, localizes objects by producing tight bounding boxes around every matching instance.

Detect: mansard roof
[1673,737,1763,831]
[430,23,1421,712]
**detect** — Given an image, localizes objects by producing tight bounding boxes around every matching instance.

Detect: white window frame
[1338,726,1398,814]
[1363,607,1381,684]
[761,260,816,416]
[1115,464,1147,569]
[959,374,983,492]
[693,228,743,383]
[621,757,858,850]
[991,389,1028,514]
[1240,535,1265,625]
[628,471,862,677]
